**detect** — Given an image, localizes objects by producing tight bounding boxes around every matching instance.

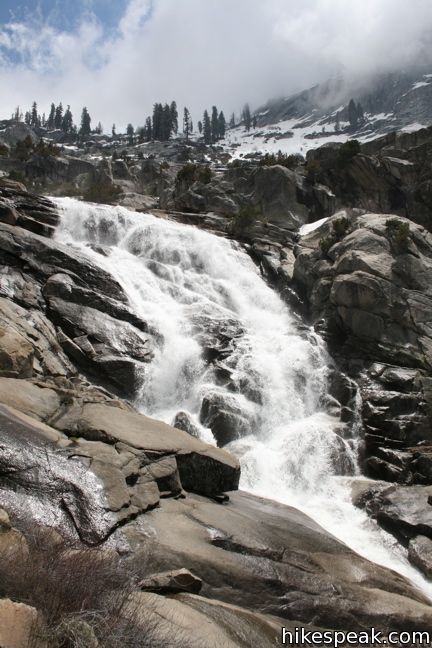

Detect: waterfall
[54,197,432,598]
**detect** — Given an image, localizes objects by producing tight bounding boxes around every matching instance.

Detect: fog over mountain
[0,0,432,128]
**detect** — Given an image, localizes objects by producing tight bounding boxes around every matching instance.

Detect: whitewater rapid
[54,197,432,598]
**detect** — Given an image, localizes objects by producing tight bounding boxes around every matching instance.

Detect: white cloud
[0,0,431,130]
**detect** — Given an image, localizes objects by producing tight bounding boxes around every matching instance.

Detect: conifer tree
[95,122,103,134]
[41,112,46,127]
[242,103,251,131]
[183,107,192,141]
[126,123,135,145]
[62,105,73,134]
[24,111,31,126]
[211,106,219,142]
[161,103,172,140]
[170,101,178,134]
[112,124,117,137]
[152,103,163,140]
[30,102,38,127]
[357,102,364,125]
[198,121,203,134]
[218,111,226,139]
[47,103,56,129]
[145,116,152,141]
[203,110,212,145]
[54,103,63,130]
[79,107,91,138]
[229,113,236,129]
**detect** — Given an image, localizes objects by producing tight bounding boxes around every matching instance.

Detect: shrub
[8,170,26,184]
[34,141,62,157]
[319,216,351,256]
[304,158,321,184]
[259,151,304,169]
[0,527,162,648]
[175,163,197,189]
[337,139,361,168]
[83,181,123,205]
[386,218,410,252]
[197,165,212,184]
[0,144,9,156]
[230,205,259,235]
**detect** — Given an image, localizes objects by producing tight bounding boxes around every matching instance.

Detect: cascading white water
[54,197,432,598]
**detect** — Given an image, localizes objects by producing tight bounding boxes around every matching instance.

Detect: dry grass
[0,526,165,648]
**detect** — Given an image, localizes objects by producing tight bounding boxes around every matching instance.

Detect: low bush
[386,217,410,252]
[0,527,163,648]
[83,181,123,204]
[319,216,351,256]
[175,163,197,189]
[337,139,361,168]
[230,205,260,235]
[258,151,304,169]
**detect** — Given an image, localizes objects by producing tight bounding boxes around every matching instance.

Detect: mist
[0,0,432,130]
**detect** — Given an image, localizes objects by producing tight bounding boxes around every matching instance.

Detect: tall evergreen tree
[218,111,226,139]
[47,103,56,129]
[152,103,163,140]
[183,107,192,141]
[357,102,365,125]
[145,116,152,141]
[126,123,135,145]
[30,102,38,127]
[198,121,203,134]
[24,111,31,126]
[12,106,23,122]
[211,106,219,142]
[203,110,212,145]
[242,103,251,131]
[54,103,63,130]
[79,107,91,138]
[161,103,172,140]
[170,101,178,134]
[41,112,46,127]
[95,122,103,134]
[62,105,73,134]
[112,124,117,137]
[229,113,236,129]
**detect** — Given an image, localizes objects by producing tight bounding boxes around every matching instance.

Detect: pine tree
[145,116,152,141]
[242,104,251,131]
[170,101,178,134]
[198,121,203,134]
[112,124,116,137]
[47,103,56,129]
[203,110,211,145]
[218,111,226,139]
[152,103,163,140]
[211,106,219,142]
[183,107,192,142]
[252,116,257,129]
[161,104,172,141]
[229,113,236,129]
[80,107,91,138]
[126,123,135,145]
[30,102,38,127]
[24,111,31,126]
[54,103,63,130]
[357,102,364,125]
[95,122,103,135]
[62,105,73,134]
[348,99,358,129]
[13,106,22,122]
[41,112,46,127]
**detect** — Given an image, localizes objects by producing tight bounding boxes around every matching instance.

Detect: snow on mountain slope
[222,71,432,159]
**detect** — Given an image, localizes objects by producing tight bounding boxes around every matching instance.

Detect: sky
[0,0,432,131]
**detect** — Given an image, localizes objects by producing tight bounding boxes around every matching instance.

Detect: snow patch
[299,217,329,236]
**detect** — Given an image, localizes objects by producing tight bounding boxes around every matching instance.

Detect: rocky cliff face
[2,187,432,646]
